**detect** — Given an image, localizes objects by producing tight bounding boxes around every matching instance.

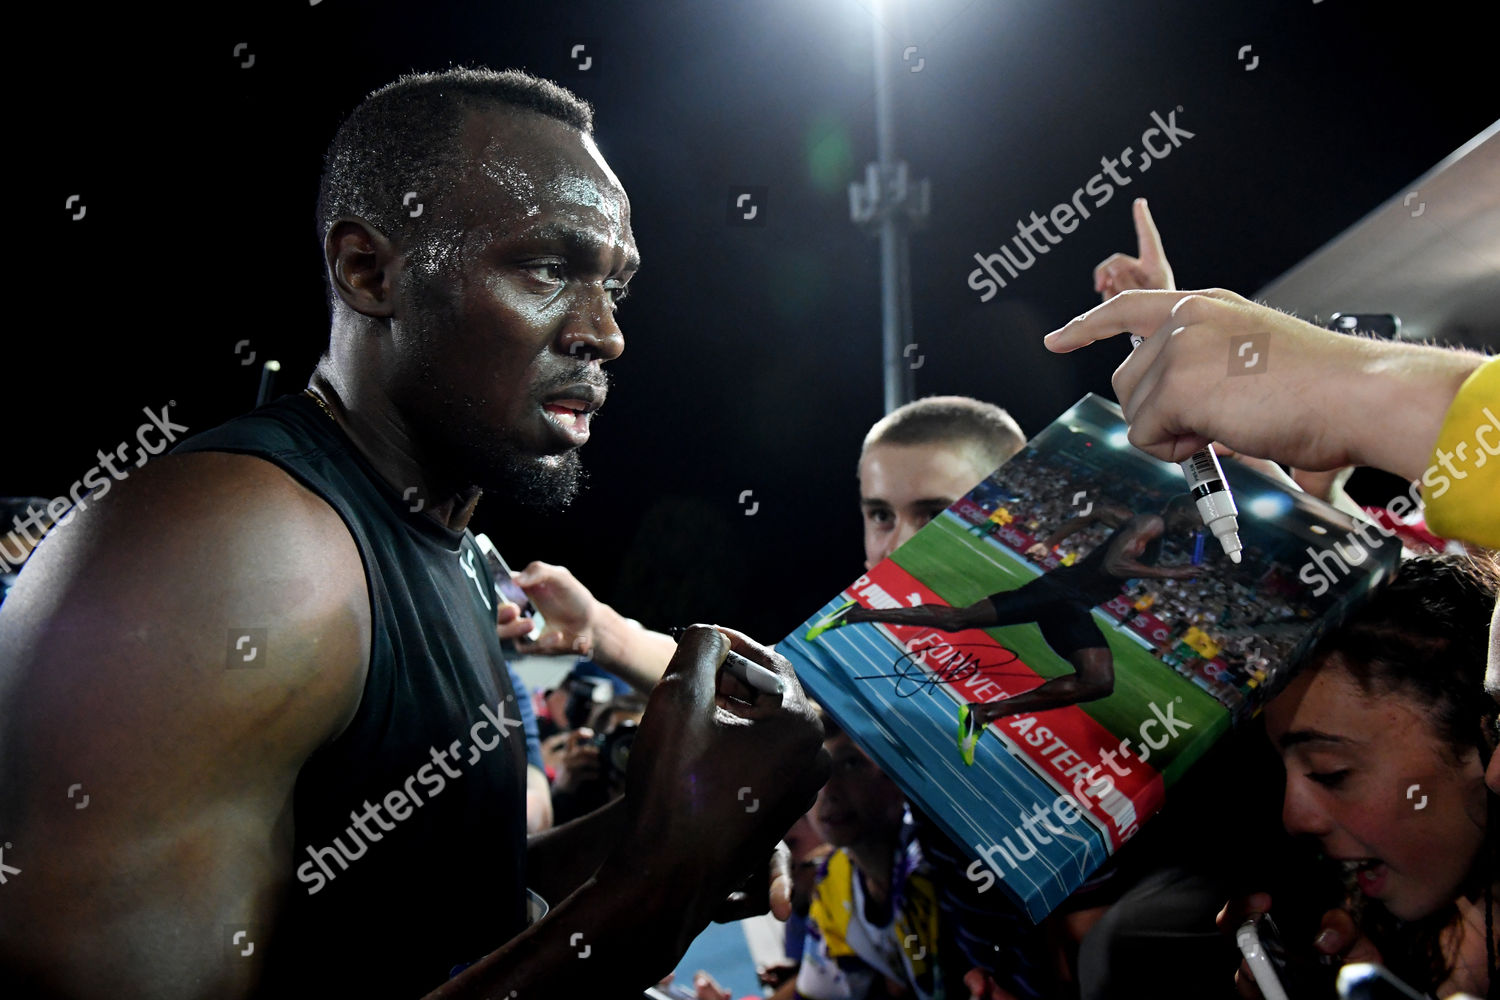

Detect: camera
[563,674,612,730]
[587,719,638,782]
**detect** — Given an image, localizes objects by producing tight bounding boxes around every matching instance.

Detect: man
[856,396,1027,572]
[0,69,827,998]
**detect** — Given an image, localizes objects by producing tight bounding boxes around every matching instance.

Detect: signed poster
[779,394,1398,920]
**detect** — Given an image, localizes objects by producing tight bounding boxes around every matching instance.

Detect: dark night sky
[23,0,1494,642]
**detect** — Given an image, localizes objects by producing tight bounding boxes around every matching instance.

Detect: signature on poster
[853,641,1020,698]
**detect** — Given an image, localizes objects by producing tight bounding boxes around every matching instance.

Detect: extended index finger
[1043,289,1191,352]
[1133,197,1167,272]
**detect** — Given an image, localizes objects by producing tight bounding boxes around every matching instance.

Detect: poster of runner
[780,394,1399,921]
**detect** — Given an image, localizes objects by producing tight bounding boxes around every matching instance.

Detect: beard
[408,389,595,514]
[403,358,603,514]
[487,443,588,512]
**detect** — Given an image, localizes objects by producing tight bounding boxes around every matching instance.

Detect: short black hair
[861,395,1026,475]
[315,67,594,309]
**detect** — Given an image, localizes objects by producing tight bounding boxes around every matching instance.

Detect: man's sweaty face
[858,442,991,569]
[390,108,639,505]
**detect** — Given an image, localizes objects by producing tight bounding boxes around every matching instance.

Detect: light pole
[849,0,930,413]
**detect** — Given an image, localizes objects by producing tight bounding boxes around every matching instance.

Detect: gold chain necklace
[303,387,337,423]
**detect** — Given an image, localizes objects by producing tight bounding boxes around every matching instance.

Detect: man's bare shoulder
[1,447,373,761]
[0,450,371,995]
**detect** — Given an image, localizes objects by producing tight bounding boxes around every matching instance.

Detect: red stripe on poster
[847,562,1167,848]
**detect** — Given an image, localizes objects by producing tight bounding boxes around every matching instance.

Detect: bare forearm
[592,607,675,693]
[526,798,627,905]
[428,860,697,998]
[1112,560,1195,580]
[1348,341,1485,482]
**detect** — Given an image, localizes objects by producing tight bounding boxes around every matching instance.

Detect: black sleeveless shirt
[174,393,528,997]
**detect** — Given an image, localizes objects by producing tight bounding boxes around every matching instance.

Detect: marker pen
[1178,447,1243,564]
[723,651,786,698]
[668,626,786,699]
[1130,333,1244,564]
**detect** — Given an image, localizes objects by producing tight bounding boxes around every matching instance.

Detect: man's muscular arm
[1129,563,1202,580]
[1,464,826,998]
[525,797,626,904]
[435,628,829,997]
[0,452,370,999]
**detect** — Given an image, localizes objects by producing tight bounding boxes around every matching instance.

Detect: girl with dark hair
[1229,553,1498,998]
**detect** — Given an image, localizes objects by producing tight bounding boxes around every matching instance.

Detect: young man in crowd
[857,397,1027,573]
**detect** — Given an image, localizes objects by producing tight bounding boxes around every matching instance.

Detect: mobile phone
[1237,916,1292,1000]
[473,533,545,643]
[642,987,696,1000]
[1336,963,1429,1000]
[1236,914,1340,1000]
[1327,313,1401,339]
